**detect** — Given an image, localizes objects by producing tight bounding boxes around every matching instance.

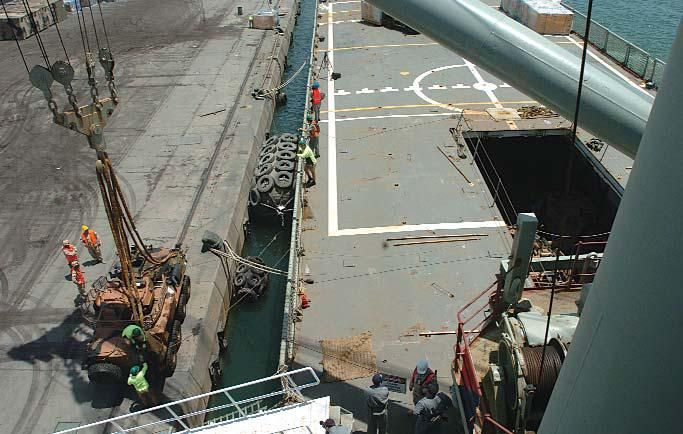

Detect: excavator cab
[83,245,190,385]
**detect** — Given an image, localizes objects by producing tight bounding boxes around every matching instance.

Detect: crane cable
[1,1,29,73]
[96,155,145,327]
[19,0,51,69]
[44,0,70,64]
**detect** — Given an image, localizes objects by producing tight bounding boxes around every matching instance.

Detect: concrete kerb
[159,0,300,425]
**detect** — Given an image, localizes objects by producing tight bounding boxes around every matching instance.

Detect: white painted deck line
[465,59,502,109]
[327,3,339,234]
[563,36,654,99]
[412,64,468,110]
[330,221,507,237]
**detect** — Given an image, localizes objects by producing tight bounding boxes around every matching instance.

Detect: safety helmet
[132,327,142,337]
[416,359,429,375]
[82,225,89,231]
[312,81,320,89]
[306,113,314,121]
[372,373,383,386]
[298,138,306,145]
[63,240,70,246]
[130,365,140,375]
[72,261,79,267]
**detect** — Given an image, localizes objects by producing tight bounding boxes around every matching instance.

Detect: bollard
[237,6,243,15]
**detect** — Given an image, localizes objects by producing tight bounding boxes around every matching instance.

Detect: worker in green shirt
[122,324,147,350]
[128,363,154,408]
[297,138,317,187]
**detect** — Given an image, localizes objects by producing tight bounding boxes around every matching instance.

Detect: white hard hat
[63,240,70,246]
[417,359,429,375]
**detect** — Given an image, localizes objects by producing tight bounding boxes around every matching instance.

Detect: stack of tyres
[233,256,269,302]
[249,133,298,219]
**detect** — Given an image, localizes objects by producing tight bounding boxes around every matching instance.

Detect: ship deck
[293,1,652,433]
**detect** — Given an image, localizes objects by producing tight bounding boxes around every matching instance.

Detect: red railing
[453,280,513,434]
[453,241,607,433]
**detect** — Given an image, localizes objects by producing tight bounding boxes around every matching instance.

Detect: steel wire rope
[255,60,309,99]
[97,157,146,327]
[106,159,165,265]
[209,244,288,276]
[537,248,561,390]
[95,0,111,48]
[536,229,610,240]
[564,0,595,197]
[19,0,50,68]
[468,137,515,224]
[473,137,518,219]
[1,1,30,73]
[78,1,92,53]
[44,0,70,64]
[257,230,285,257]
[75,2,89,59]
[87,0,101,50]
[335,115,455,143]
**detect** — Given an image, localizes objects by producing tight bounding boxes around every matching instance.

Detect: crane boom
[365,0,652,157]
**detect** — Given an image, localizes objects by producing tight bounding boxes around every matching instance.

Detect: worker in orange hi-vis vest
[61,240,79,268]
[310,81,325,121]
[80,225,104,263]
[71,260,87,296]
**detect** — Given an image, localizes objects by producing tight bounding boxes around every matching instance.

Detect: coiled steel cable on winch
[520,339,569,423]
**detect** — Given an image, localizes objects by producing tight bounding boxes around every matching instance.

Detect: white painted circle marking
[473,82,498,92]
[411,64,468,111]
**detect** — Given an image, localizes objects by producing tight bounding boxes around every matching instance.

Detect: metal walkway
[53,367,320,433]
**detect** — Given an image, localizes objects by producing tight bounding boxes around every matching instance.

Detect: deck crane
[6,0,190,385]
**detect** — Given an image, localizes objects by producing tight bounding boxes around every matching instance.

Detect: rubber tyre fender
[275,159,295,172]
[246,256,265,265]
[260,144,277,156]
[248,188,261,207]
[175,291,188,322]
[255,162,273,177]
[273,170,294,189]
[245,256,266,277]
[249,265,266,277]
[276,150,296,161]
[258,153,275,166]
[181,275,191,299]
[233,272,247,288]
[87,362,123,385]
[236,262,250,274]
[265,136,280,147]
[256,174,274,193]
[277,141,297,152]
[280,133,298,143]
[246,274,263,289]
[256,280,268,296]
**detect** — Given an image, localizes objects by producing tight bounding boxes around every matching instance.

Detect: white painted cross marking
[379,87,399,93]
[356,88,375,94]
